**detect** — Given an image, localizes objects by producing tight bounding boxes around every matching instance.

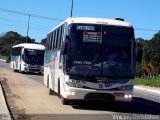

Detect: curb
[0,81,11,119]
[0,83,10,114]
[0,59,5,62]
[134,86,160,94]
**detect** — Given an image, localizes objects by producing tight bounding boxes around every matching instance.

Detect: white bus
[11,43,45,74]
[44,17,141,105]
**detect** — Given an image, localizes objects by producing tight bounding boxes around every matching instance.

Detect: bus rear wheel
[20,66,24,74]
[47,76,55,95]
[13,64,16,72]
[49,88,55,95]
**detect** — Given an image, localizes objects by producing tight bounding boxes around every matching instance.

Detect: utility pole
[70,0,74,17]
[26,14,31,43]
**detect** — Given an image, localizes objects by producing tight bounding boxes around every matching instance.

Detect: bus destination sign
[83,31,102,43]
[77,26,95,31]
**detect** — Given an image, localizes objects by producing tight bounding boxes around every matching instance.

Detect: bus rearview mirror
[61,37,69,55]
[59,62,62,69]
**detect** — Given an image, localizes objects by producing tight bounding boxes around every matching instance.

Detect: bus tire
[20,65,24,74]
[38,72,42,75]
[47,75,49,88]
[58,79,70,105]
[49,88,55,95]
[48,76,56,95]
[61,97,70,105]
[13,64,16,72]
[58,80,60,97]
[20,70,24,74]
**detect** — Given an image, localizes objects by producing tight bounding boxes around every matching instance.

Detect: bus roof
[49,17,133,33]
[12,43,45,50]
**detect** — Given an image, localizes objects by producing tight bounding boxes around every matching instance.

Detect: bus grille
[29,68,41,71]
[84,93,115,101]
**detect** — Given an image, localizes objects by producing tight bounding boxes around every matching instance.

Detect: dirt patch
[0,73,31,120]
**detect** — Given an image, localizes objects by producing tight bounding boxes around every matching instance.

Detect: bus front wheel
[20,65,24,74]
[61,97,70,105]
[49,88,55,95]
[58,80,70,105]
[13,64,17,72]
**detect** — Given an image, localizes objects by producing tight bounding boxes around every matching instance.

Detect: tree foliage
[40,38,47,46]
[0,31,36,56]
[136,32,160,76]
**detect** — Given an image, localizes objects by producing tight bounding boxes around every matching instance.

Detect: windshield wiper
[104,60,119,77]
[86,54,100,75]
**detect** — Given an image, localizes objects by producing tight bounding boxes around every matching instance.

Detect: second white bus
[11,43,45,74]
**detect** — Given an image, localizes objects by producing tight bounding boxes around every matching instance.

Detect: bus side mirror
[61,42,67,55]
[61,36,69,55]
[59,62,62,69]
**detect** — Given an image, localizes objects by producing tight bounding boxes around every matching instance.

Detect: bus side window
[58,27,62,49]
[52,31,55,49]
[57,29,60,49]
[60,26,64,48]
[54,30,57,49]
[46,35,49,51]
[59,54,62,69]
[47,34,51,51]
[62,55,67,73]
[49,34,52,50]
[50,33,53,50]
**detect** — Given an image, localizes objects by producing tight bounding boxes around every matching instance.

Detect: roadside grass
[134,77,160,87]
[0,55,6,59]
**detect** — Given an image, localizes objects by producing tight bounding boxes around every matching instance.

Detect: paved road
[0,60,43,84]
[0,60,160,120]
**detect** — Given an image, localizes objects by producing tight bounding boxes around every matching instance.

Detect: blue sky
[0,0,160,42]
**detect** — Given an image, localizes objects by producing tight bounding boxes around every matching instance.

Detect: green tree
[136,32,160,77]
[40,38,47,46]
[0,31,36,56]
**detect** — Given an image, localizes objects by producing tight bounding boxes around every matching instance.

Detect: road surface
[0,60,160,120]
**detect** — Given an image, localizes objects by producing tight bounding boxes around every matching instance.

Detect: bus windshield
[23,49,44,65]
[68,24,135,78]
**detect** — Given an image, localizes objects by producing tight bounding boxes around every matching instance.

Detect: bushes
[134,77,160,87]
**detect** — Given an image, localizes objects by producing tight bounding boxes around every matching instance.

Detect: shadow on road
[20,72,43,76]
[72,97,160,115]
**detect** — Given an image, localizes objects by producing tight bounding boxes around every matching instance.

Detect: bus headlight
[118,85,133,90]
[24,64,28,67]
[124,94,132,99]
[66,91,75,96]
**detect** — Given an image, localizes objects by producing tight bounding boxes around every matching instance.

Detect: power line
[0,7,64,43]
[0,20,50,32]
[0,7,159,32]
[135,28,160,32]
[0,7,64,21]
[0,16,53,30]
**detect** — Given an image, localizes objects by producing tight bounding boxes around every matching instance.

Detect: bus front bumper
[24,65,43,73]
[63,87,133,102]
